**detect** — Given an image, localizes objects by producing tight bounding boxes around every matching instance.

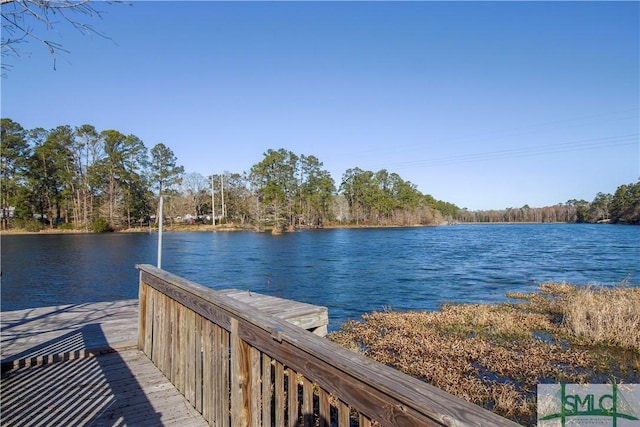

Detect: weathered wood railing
[137,264,519,427]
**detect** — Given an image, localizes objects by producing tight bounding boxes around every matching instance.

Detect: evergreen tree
[610,181,640,224]
[249,148,298,232]
[149,143,184,222]
[0,118,28,228]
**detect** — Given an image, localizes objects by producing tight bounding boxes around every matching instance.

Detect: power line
[355,108,639,159]
[370,133,638,170]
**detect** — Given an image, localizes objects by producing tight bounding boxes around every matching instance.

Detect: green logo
[538,384,640,426]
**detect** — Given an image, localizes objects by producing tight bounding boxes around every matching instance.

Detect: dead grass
[328,282,640,426]
[563,285,640,351]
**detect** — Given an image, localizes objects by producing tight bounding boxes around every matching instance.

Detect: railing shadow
[0,323,162,426]
[0,300,138,361]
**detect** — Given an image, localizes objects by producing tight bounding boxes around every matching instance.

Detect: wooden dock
[2,266,517,426]
[1,292,328,426]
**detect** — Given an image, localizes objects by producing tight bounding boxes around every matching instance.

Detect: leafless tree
[180,172,210,217]
[1,0,117,73]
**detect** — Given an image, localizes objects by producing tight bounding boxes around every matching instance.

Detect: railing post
[230,318,252,426]
[138,272,147,351]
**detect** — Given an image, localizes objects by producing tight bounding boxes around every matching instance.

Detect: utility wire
[370,133,638,170]
[355,108,639,158]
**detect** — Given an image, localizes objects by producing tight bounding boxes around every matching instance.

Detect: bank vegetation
[328,283,640,426]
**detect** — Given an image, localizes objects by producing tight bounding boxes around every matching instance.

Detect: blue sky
[2,1,638,210]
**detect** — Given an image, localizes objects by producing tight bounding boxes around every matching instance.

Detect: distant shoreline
[0,224,425,235]
[1,221,621,236]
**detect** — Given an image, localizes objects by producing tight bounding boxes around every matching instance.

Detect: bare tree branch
[1,0,120,74]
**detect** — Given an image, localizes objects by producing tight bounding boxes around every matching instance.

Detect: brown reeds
[562,285,640,351]
[328,282,640,426]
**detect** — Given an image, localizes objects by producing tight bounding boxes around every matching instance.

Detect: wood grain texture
[201,318,214,424]
[275,360,285,426]
[1,300,139,365]
[136,263,520,427]
[2,345,208,426]
[261,353,272,427]
[303,378,314,427]
[287,367,299,427]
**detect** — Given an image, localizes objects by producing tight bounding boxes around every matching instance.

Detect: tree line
[455,186,640,225]
[0,119,453,231]
[2,118,639,231]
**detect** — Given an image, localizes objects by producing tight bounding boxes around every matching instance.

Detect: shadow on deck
[1,322,206,426]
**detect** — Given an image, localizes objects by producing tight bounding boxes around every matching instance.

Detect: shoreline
[2,221,608,236]
[0,223,438,236]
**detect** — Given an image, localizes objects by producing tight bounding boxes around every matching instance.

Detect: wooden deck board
[1,291,328,426]
[1,291,327,364]
[1,349,209,427]
[1,299,140,363]
[216,289,328,334]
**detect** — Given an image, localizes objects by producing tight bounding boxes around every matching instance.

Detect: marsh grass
[563,286,640,351]
[328,282,639,426]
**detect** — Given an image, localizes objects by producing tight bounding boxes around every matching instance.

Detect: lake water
[2,224,638,331]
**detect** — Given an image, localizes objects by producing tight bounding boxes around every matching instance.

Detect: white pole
[211,175,215,226]
[157,195,163,268]
[220,174,225,219]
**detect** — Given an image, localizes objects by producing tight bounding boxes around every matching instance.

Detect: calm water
[2,224,639,331]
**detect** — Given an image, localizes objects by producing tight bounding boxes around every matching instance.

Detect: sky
[2,1,638,210]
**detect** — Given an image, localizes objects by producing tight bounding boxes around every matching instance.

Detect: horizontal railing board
[136,264,519,426]
[216,288,328,332]
[140,270,234,332]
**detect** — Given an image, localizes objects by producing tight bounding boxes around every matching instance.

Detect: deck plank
[216,289,328,334]
[1,291,327,364]
[1,292,328,426]
[1,349,209,427]
[1,299,139,363]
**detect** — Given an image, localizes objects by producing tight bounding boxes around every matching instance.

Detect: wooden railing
[136,264,519,427]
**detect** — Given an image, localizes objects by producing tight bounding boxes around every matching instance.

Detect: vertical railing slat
[287,368,299,427]
[213,324,223,425]
[144,284,154,358]
[157,294,166,372]
[275,360,285,426]
[137,279,147,352]
[169,297,177,384]
[163,295,172,375]
[338,401,350,426]
[174,302,185,394]
[319,388,330,427]
[230,318,242,424]
[250,346,261,427]
[202,319,214,424]
[220,327,231,427]
[231,318,253,426]
[151,288,161,366]
[302,378,314,427]
[262,354,272,427]
[195,313,204,414]
[185,308,196,405]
